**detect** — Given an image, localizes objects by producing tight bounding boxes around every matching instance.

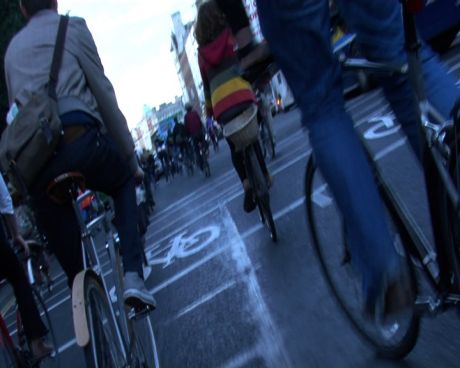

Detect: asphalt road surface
[2,44,460,368]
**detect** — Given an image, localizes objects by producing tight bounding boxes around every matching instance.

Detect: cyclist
[195,0,271,213]
[4,0,156,309]
[248,0,460,316]
[0,174,53,361]
[172,118,187,158]
[206,116,219,152]
[184,103,207,171]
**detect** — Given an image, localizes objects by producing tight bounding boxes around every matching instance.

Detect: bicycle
[305,0,460,360]
[224,105,277,242]
[258,109,276,161]
[183,138,195,177]
[196,137,211,178]
[46,172,159,368]
[257,93,276,161]
[0,281,58,367]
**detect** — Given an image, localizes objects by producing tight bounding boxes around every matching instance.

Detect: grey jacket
[4,10,138,173]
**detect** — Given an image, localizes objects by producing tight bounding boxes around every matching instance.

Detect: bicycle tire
[247,146,277,241]
[261,123,275,160]
[0,316,19,368]
[258,194,277,242]
[443,125,460,288]
[130,314,160,368]
[305,155,419,360]
[83,275,126,368]
[203,161,211,177]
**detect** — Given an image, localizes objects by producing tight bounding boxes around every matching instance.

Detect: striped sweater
[198,28,255,122]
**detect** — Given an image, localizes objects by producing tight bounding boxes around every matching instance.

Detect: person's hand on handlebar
[14,235,30,258]
[134,166,145,185]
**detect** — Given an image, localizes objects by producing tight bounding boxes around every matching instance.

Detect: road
[2,45,460,367]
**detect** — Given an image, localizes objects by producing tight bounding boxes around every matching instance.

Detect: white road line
[373,137,407,161]
[149,244,230,295]
[57,337,77,354]
[221,207,291,367]
[219,347,260,368]
[173,279,238,320]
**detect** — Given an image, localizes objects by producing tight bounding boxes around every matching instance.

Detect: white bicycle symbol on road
[146,225,221,268]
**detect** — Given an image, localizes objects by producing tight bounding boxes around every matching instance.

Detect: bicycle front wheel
[130,314,160,368]
[305,156,419,360]
[83,275,126,368]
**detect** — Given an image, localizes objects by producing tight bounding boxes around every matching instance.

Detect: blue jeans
[256,0,459,298]
[32,127,143,286]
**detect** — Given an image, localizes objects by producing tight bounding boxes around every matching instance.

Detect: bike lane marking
[149,205,292,367]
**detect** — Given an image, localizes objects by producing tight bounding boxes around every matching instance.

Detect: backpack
[0,15,69,191]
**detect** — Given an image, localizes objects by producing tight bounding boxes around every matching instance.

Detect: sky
[58,0,197,129]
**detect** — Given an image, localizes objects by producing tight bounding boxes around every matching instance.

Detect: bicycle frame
[71,190,129,359]
[339,1,460,297]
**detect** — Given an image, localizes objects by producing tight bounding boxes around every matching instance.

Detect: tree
[0,0,25,132]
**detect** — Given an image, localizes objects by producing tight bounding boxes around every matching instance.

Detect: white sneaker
[123,272,157,310]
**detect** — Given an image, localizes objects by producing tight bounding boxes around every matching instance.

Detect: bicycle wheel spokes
[305,158,419,359]
[84,277,126,368]
[130,315,160,368]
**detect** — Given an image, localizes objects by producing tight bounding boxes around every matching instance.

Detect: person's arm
[198,56,213,118]
[73,17,139,175]
[0,176,29,255]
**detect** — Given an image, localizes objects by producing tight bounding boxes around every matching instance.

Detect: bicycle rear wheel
[305,156,419,359]
[83,275,126,368]
[260,123,275,160]
[258,194,277,242]
[247,146,277,242]
[130,313,160,368]
[203,160,211,177]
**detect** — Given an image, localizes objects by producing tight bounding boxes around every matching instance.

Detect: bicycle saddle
[47,172,86,205]
[243,61,279,90]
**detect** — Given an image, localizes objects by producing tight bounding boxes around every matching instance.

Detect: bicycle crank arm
[415,293,460,316]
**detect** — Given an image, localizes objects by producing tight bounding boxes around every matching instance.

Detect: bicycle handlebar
[341,57,408,75]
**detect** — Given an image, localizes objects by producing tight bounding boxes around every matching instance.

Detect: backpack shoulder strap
[48,15,69,99]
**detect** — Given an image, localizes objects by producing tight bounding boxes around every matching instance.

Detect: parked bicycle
[224,105,277,241]
[46,172,159,367]
[305,0,460,360]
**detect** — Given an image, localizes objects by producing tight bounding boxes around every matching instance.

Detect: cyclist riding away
[4,0,156,309]
[184,103,207,171]
[0,174,53,361]
[195,0,271,213]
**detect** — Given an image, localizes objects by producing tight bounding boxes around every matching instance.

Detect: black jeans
[0,228,47,341]
[31,127,143,287]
